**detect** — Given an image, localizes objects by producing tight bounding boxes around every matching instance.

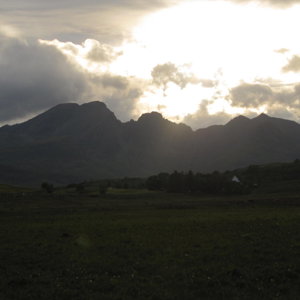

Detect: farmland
[0,185,299,299]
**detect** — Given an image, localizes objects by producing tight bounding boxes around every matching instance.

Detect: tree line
[146,171,249,195]
[40,159,300,195]
[145,159,300,195]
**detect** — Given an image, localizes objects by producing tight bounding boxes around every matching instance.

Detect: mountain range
[1,101,300,185]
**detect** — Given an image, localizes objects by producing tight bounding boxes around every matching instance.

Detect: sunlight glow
[140,83,215,118]
[40,1,300,123]
[125,1,300,120]
[132,1,300,81]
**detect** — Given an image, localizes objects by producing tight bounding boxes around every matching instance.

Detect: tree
[41,182,54,194]
[168,171,184,193]
[146,175,161,190]
[185,170,196,192]
[99,181,108,195]
[76,183,85,193]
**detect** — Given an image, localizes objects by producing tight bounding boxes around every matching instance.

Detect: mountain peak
[78,101,113,116]
[13,101,118,137]
[251,113,272,124]
[138,111,164,122]
[51,102,79,110]
[80,101,108,110]
[72,101,120,130]
[226,115,250,127]
[76,101,117,119]
[254,113,270,120]
[20,102,80,129]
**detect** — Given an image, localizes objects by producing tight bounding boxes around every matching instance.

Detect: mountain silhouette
[1,101,300,185]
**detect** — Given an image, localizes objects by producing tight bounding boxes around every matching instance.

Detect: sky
[1,0,300,129]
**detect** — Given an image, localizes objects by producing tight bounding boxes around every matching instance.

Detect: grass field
[0,187,299,299]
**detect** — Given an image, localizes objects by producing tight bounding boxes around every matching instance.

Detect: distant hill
[1,101,300,185]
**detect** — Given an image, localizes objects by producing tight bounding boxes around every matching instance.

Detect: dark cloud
[228,82,300,113]
[282,55,300,73]
[229,83,274,108]
[90,73,145,121]
[0,37,88,122]
[95,74,130,90]
[229,0,300,8]
[151,62,214,91]
[0,36,146,124]
[41,38,146,121]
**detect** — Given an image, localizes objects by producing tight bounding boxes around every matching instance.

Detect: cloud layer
[0,0,178,43]
[0,35,147,124]
[229,84,274,108]
[183,100,232,129]
[226,81,300,124]
[0,37,88,122]
[229,0,300,8]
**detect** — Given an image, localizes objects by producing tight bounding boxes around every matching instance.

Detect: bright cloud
[39,39,122,73]
[229,0,300,8]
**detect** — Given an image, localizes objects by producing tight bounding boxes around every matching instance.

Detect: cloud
[151,62,214,92]
[40,38,147,121]
[0,0,176,11]
[40,39,122,69]
[0,24,22,39]
[229,83,274,108]
[228,0,300,8]
[266,105,297,120]
[282,55,300,73]
[90,73,145,121]
[0,36,147,124]
[275,48,290,54]
[183,100,232,129]
[254,77,296,88]
[227,81,300,120]
[85,40,122,63]
[0,0,179,43]
[0,37,89,123]
[184,81,300,130]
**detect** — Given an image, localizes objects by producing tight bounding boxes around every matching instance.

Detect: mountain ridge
[0,101,300,185]
[2,102,297,132]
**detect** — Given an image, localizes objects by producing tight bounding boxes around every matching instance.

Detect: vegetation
[146,171,249,195]
[146,159,300,196]
[236,159,300,184]
[0,183,299,299]
[41,182,54,194]
[1,161,300,299]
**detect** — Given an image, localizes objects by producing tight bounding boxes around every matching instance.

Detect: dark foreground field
[0,187,299,299]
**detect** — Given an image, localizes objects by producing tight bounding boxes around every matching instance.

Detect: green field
[0,187,299,299]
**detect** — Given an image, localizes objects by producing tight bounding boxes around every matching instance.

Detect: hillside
[1,101,300,185]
